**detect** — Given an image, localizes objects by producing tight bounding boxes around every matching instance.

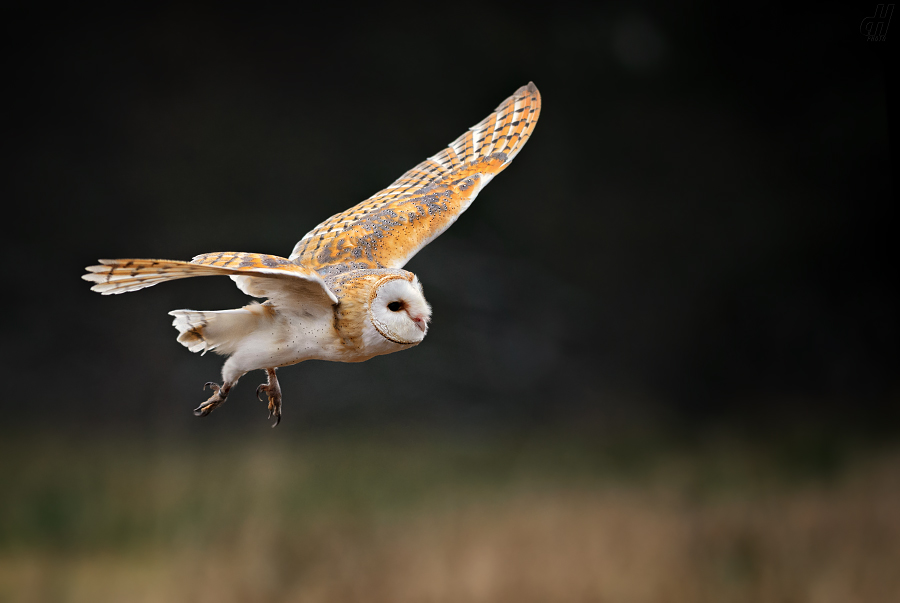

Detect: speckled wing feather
[83,252,338,305]
[290,82,541,273]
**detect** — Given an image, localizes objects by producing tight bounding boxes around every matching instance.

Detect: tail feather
[169,303,274,356]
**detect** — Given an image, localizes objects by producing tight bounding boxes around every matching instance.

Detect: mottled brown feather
[290,82,541,273]
[83,254,337,304]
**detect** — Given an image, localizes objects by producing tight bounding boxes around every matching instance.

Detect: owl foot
[194,381,232,417]
[256,368,282,427]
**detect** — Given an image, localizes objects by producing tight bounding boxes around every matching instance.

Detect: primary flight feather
[83,82,541,425]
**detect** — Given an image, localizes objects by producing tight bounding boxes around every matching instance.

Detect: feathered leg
[256,368,283,427]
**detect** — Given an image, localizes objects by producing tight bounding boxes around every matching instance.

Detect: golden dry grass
[1,431,898,603]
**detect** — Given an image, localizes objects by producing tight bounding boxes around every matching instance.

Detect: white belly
[224,306,415,373]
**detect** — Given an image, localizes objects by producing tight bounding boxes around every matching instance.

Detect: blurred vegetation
[2,425,898,602]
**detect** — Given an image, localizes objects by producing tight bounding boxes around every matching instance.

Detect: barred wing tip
[82,255,339,304]
[520,81,538,95]
[290,81,541,270]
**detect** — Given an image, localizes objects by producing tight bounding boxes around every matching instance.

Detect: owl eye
[387,301,403,312]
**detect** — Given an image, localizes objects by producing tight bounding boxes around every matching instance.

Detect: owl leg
[256,368,282,427]
[193,380,236,417]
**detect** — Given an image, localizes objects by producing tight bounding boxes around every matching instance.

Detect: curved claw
[264,395,282,428]
[195,381,229,418]
[258,369,282,428]
[193,401,215,417]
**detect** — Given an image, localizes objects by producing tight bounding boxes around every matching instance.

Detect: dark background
[3,4,896,438]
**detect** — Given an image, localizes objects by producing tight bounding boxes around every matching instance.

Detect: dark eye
[387,301,403,312]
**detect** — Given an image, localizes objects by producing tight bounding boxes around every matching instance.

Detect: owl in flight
[84,82,541,426]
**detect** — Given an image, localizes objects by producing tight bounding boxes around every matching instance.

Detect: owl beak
[410,315,427,333]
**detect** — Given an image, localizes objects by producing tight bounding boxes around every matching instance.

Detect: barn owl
[83,82,541,426]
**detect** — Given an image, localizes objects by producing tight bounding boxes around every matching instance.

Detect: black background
[3,4,896,438]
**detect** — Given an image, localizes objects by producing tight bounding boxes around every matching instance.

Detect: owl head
[368,274,431,345]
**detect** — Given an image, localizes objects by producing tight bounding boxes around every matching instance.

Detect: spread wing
[290,82,541,273]
[83,252,338,306]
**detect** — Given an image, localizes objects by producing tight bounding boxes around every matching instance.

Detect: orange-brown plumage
[290,82,540,273]
[82,83,541,425]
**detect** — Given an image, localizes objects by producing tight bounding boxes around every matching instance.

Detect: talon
[258,368,283,428]
[195,381,230,418]
[268,398,281,427]
[193,400,215,417]
[268,400,282,427]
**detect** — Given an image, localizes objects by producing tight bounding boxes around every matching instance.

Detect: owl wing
[83,252,339,307]
[290,82,541,273]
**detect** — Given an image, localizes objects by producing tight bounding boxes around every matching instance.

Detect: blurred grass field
[1,426,899,603]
